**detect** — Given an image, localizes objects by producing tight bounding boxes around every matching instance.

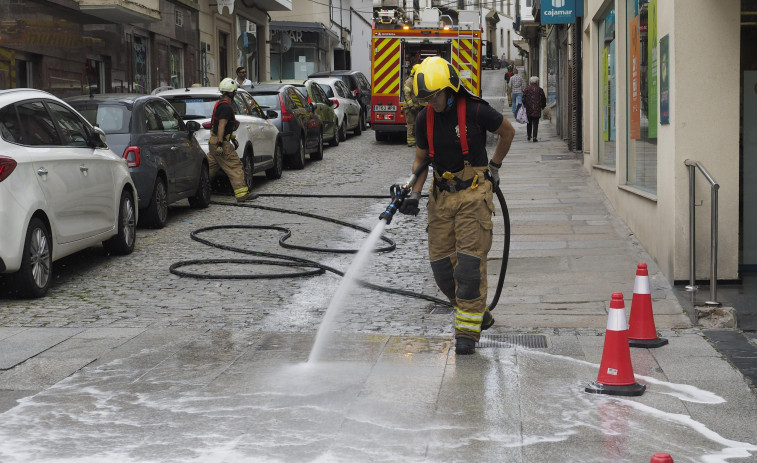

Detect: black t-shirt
[212,100,236,138]
[415,96,504,173]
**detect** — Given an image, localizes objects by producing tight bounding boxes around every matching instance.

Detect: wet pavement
[0,70,755,462]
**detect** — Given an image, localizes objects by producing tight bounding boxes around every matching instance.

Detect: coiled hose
[170,189,510,311]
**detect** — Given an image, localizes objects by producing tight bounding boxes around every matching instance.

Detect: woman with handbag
[521,76,547,142]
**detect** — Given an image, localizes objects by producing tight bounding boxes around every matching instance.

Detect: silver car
[0,89,137,298]
[156,87,283,192]
[309,77,362,141]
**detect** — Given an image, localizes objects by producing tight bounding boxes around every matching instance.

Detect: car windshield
[317,83,335,98]
[161,96,218,119]
[72,104,130,134]
[253,93,280,110]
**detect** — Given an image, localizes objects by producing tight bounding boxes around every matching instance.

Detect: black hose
[169,188,510,311]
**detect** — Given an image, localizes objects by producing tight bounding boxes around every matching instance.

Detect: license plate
[373,105,397,112]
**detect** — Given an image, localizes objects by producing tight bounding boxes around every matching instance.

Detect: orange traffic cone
[585,292,646,396]
[650,453,674,463]
[628,263,668,348]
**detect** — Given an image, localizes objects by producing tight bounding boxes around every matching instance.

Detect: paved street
[0,70,756,462]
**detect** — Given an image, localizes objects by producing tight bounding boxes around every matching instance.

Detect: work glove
[215,142,224,155]
[399,191,421,216]
[488,161,500,189]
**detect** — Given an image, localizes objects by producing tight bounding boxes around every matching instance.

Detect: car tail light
[331,98,340,109]
[279,94,294,122]
[0,157,17,183]
[123,146,141,168]
[202,121,212,129]
[352,89,359,97]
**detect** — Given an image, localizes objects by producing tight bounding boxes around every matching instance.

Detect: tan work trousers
[404,108,419,146]
[427,163,494,341]
[208,134,249,199]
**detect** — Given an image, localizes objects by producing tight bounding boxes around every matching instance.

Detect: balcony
[77,0,161,23]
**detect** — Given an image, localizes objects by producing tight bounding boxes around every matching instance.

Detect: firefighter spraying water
[382,56,515,355]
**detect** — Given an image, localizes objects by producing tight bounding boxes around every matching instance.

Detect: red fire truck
[370,7,483,141]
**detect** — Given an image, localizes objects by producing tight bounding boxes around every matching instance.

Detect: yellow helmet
[219,77,238,94]
[413,56,460,100]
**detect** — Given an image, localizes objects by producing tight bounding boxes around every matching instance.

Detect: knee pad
[454,252,481,300]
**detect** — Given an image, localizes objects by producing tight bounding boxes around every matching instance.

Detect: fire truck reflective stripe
[372,38,401,95]
[451,39,480,96]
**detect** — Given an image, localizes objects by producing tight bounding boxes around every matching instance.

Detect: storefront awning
[269,21,340,43]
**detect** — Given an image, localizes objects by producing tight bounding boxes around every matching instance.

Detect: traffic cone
[628,263,668,348]
[585,292,646,396]
[650,453,674,463]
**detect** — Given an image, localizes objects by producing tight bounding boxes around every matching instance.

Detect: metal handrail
[684,159,721,306]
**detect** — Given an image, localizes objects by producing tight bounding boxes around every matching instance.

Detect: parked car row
[0,73,371,298]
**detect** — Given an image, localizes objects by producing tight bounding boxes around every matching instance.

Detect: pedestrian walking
[208,78,257,202]
[508,68,524,118]
[235,67,253,89]
[504,66,514,106]
[522,76,547,142]
[398,56,515,355]
[403,64,423,147]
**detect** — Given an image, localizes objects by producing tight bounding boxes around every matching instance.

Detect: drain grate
[541,154,575,161]
[477,334,548,349]
[430,305,455,314]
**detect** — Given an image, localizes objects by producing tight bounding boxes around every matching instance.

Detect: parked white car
[308,78,362,142]
[0,89,137,298]
[156,87,283,192]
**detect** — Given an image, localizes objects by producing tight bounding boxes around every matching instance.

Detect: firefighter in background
[403,64,423,147]
[398,57,515,355]
[208,78,256,202]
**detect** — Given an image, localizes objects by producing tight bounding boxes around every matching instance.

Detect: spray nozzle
[379,183,412,224]
[379,160,430,224]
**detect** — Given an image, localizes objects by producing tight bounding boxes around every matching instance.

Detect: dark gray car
[66,94,210,228]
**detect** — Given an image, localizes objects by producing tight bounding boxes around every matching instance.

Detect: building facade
[0,0,291,96]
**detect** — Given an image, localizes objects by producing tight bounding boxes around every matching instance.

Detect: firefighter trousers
[208,134,249,200]
[427,164,494,342]
[404,108,419,146]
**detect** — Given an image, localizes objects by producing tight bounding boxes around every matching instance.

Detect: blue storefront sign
[542,0,579,24]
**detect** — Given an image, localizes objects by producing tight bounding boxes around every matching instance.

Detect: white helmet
[219,77,238,94]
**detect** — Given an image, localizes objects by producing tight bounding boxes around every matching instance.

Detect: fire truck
[370,7,483,141]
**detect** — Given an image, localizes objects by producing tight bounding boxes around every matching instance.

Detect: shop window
[133,35,150,93]
[626,0,657,193]
[598,7,616,167]
[170,45,184,88]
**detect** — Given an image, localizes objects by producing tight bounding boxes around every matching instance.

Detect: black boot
[455,337,476,355]
[481,311,495,330]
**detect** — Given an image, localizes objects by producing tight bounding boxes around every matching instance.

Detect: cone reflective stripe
[628,263,668,348]
[650,453,674,463]
[585,292,646,396]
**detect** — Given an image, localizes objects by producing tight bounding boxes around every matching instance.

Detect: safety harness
[426,96,469,157]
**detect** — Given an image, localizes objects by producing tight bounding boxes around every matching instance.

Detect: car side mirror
[89,127,108,148]
[185,120,201,133]
[310,102,317,111]
[266,110,278,119]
